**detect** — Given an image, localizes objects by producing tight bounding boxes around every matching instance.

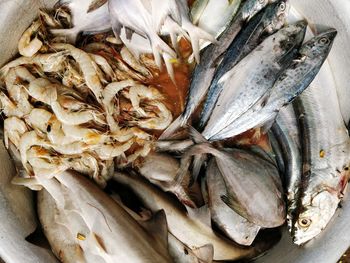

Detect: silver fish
[202,21,307,141]
[199,0,290,129]
[292,29,350,245]
[210,27,335,140]
[38,171,173,263]
[0,139,57,263]
[272,105,302,230]
[52,0,111,43]
[110,191,214,263]
[178,143,285,227]
[112,172,274,261]
[205,158,261,246]
[159,0,278,139]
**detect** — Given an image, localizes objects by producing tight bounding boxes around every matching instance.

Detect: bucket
[0,0,349,262]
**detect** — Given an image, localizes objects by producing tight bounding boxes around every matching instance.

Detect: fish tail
[149,33,176,68]
[162,53,176,84]
[50,28,79,44]
[159,115,184,140]
[184,23,216,64]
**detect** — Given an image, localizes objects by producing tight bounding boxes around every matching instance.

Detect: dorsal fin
[185,205,211,227]
[192,244,214,263]
[139,210,169,249]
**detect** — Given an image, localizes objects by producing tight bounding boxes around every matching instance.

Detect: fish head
[300,28,337,59]
[241,0,278,22]
[275,20,308,65]
[262,0,290,35]
[292,189,339,245]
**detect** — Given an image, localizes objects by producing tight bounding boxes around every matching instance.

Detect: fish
[177,141,286,228]
[204,158,261,246]
[52,0,111,43]
[136,152,198,208]
[37,171,173,263]
[109,191,214,263]
[292,29,350,245]
[112,171,275,261]
[209,27,335,140]
[0,138,57,263]
[272,105,302,230]
[202,21,307,141]
[159,0,278,139]
[199,0,290,129]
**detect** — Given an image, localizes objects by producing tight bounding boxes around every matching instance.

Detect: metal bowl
[0,0,349,262]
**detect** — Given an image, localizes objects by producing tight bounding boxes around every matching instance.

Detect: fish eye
[318,37,329,45]
[298,218,312,228]
[279,2,286,11]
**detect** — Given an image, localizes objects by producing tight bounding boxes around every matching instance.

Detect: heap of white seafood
[0,9,172,188]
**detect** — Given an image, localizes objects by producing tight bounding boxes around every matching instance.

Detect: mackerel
[199,0,290,129]
[160,0,279,139]
[210,28,335,140]
[292,29,350,245]
[202,21,307,140]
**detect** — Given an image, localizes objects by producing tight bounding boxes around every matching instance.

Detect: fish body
[202,21,307,141]
[272,105,302,230]
[205,158,261,246]
[199,0,290,128]
[211,28,336,140]
[112,172,272,261]
[181,143,285,227]
[160,0,277,139]
[291,29,350,245]
[38,171,173,263]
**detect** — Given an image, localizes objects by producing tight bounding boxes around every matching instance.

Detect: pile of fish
[1,0,350,262]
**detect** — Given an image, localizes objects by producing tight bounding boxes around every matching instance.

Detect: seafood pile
[0,0,350,262]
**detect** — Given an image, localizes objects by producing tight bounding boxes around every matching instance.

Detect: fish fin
[125,28,134,41]
[162,53,176,84]
[149,33,176,69]
[221,193,248,219]
[159,115,184,139]
[87,0,107,13]
[185,204,211,227]
[188,125,207,143]
[192,244,214,263]
[140,210,169,248]
[260,117,276,134]
[191,154,206,186]
[50,28,78,43]
[187,25,216,64]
